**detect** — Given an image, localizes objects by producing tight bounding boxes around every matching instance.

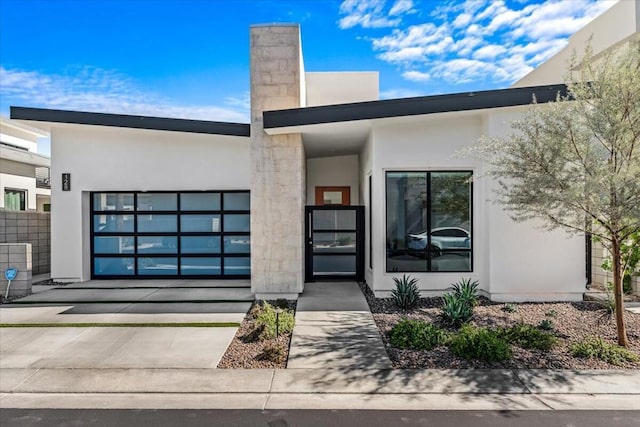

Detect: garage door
[90,191,250,279]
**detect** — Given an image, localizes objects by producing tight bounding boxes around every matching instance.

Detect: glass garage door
[91,191,250,279]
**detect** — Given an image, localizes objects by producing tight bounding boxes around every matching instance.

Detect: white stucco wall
[305,72,379,107]
[50,124,250,282]
[359,133,373,286]
[484,108,586,301]
[368,108,585,301]
[306,154,359,205]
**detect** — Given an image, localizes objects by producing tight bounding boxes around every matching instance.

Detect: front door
[305,205,364,282]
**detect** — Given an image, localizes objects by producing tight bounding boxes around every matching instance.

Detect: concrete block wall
[250,24,306,299]
[0,243,32,297]
[0,210,50,274]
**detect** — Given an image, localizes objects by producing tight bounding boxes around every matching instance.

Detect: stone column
[0,243,32,298]
[250,24,306,299]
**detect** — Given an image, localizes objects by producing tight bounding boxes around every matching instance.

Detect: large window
[91,191,250,278]
[386,171,472,273]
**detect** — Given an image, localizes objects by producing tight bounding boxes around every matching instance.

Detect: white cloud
[379,87,424,99]
[338,0,400,29]
[338,0,416,29]
[402,70,431,82]
[389,0,415,16]
[354,0,617,87]
[0,66,249,122]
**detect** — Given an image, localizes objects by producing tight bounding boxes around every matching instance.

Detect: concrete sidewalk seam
[7,368,41,393]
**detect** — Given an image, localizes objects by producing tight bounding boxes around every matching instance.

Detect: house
[10,1,638,300]
[0,116,51,212]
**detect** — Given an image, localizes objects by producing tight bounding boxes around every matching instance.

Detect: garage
[90,191,250,279]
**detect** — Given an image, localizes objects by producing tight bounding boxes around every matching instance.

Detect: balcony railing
[35,167,51,189]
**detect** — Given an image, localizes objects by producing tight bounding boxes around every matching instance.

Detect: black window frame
[385,170,473,273]
[90,190,250,279]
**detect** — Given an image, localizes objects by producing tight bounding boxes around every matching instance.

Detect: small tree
[467,42,640,347]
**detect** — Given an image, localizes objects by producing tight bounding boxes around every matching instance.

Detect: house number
[62,173,71,191]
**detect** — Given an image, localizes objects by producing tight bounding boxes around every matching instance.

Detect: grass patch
[0,322,240,328]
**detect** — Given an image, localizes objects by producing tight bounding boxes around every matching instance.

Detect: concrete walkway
[1,368,638,410]
[287,282,392,369]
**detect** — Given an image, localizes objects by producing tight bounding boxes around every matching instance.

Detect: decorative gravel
[33,279,69,287]
[218,300,296,369]
[358,282,640,369]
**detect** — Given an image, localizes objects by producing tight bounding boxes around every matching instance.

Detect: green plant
[538,319,554,331]
[449,325,512,362]
[500,323,558,350]
[261,342,285,363]
[391,274,421,310]
[545,309,557,318]
[451,277,480,307]
[570,337,639,366]
[255,301,295,339]
[440,293,473,327]
[600,231,640,295]
[388,319,449,350]
[502,303,517,313]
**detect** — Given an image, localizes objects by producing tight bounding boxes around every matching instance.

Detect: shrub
[570,337,639,366]
[255,301,295,339]
[449,325,512,362]
[440,293,473,327]
[545,309,557,318]
[502,303,517,313]
[451,277,480,307]
[261,342,285,363]
[389,319,449,350]
[391,274,421,310]
[538,319,554,331]
[499,323,558,350]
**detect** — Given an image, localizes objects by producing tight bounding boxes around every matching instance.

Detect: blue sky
[0,0,617,126]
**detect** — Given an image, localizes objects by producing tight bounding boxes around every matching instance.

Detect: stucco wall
[306,154,359,205]
[368,107,585,301]
[50,125,250,282]
[0,172,38,211]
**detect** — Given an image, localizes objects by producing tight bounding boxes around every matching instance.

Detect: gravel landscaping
[359,282,640,369]
[218,300,296,369]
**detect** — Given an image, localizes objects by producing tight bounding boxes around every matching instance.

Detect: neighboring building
[0,116,51,212]
[10,1,639,299]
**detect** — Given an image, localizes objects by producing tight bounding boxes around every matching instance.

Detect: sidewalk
[1,367,639,410]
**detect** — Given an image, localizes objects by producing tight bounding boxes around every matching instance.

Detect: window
[4,189,26,211]
[386,171,472,273]
[91,191,250,278]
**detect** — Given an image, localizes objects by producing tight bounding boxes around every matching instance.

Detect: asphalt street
[2,409,639,427]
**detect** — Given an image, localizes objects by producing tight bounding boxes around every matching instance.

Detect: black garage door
[90,191,250,279]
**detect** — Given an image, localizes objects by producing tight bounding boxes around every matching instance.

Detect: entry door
[305,206,364,282]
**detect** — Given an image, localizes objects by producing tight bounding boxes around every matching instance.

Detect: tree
[468,42,640,347]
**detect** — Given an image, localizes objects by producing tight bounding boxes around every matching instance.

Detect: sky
[0,0,618,131]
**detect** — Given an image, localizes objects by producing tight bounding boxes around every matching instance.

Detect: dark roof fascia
[10,107,250,137]
[263,84,568,129]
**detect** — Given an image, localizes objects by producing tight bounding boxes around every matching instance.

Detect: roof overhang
[0,144,50,167]
[264,84,568,132]
[10,107,250,137]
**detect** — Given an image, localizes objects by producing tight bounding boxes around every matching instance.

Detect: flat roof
[264,84,568,129]
[10,107,250,137]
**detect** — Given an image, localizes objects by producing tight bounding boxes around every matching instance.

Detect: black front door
[305,205,364,282]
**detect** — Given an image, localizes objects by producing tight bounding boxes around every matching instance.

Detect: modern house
[10,1,639,300]
[0,116,51,212]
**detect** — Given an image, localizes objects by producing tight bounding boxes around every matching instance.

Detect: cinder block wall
[0,243,32,297]
[0,210,50,274]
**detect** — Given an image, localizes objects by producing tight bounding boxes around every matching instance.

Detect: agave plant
[440,293,473,327]
[451,277,480,307]
[391,274,420,310]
